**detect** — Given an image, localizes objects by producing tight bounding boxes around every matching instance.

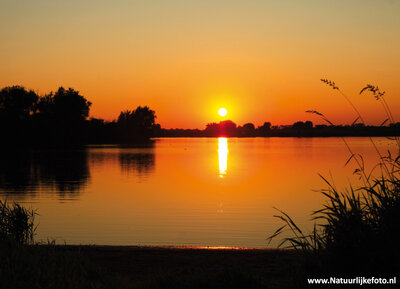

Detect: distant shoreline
[40,244,281,251]
[153,134,400,138]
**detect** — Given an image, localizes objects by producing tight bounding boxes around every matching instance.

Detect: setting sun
[218,108,227,117]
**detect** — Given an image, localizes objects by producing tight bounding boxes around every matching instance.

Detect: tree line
[0,85,156,146]
[158,119,400,137]
[2,85,400,147]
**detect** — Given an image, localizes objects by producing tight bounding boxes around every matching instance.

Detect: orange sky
[1,0,399,128]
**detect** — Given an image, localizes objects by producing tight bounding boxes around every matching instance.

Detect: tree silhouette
[292,121,313,130]
[51,87,91,122]
[0,86,38,121]
[35,87,92,144]
[36,94,54,117]
[257,122,271,135]
[117,106,156,142]
[0,86,38,145]
[205,122,219,136]
[242,123,256,136]
[205,120,237,137]
[35,87,91,122]
[219,120,237,137]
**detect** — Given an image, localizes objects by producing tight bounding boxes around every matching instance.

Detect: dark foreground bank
[0,245,297,289]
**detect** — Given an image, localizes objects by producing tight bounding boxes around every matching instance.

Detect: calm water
[0,137,395,248]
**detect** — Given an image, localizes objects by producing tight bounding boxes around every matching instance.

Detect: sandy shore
[58,245,298,289]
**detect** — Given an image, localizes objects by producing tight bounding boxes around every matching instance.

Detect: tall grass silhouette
[0,200,36,245]
[268,80,400,281]
[0,200,106,288]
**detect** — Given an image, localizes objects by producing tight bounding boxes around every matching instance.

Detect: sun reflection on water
[218,137,228,178]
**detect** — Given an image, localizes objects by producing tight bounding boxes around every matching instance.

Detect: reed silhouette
[0,200,35,245]
[268,80,400,286]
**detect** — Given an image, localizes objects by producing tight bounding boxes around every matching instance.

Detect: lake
[0,137,395,248]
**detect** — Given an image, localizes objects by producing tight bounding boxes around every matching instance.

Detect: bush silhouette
[117,106,156,142]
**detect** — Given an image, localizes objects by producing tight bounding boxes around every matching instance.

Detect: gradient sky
[1,0,399,128]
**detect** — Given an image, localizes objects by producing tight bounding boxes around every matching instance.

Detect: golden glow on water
[1,138,396,248]
[218,137,228,178]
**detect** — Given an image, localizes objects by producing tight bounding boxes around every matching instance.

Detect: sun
[218,108,227,117]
